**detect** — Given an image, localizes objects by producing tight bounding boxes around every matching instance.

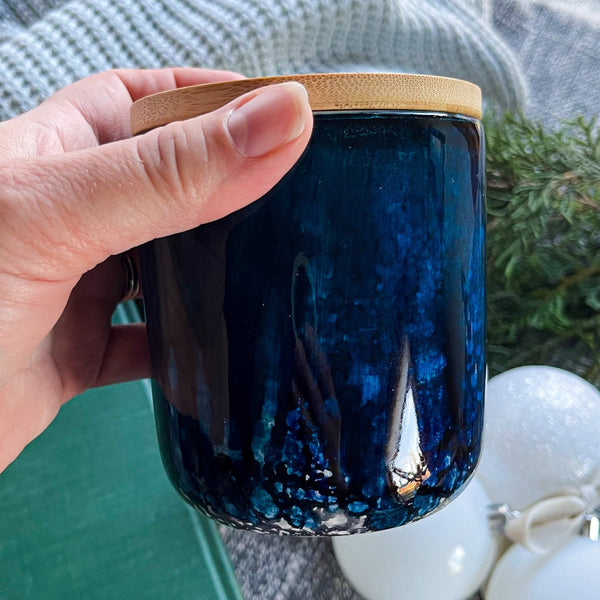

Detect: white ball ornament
[332,477,497,600]
[486,536,600,600]
[476,366,600,510]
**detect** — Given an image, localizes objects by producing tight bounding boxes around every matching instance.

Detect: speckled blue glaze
[141,111,485,535]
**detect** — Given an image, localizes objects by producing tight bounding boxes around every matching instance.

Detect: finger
[46,68,245,144]
[43,256,125,398]
[0,82,313,282]
[0,324,149,474]
[94,324,151,387]
[0,68,244,156]
[114,68,245,103]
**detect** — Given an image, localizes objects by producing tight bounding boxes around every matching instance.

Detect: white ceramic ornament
[476,366,600,510]
[486,536,600,600]
[332,477,497,600]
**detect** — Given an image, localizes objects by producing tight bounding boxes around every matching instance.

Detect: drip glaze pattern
[141,112,486,535]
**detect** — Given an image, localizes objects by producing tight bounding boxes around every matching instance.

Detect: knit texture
[0,0,526,121]
[494,0,600,123]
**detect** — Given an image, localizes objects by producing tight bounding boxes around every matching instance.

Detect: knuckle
[135,121,212,210]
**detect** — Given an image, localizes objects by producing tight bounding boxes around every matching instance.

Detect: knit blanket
[0,0,525,122]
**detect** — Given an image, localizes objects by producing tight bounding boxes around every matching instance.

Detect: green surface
[0,303,242,600]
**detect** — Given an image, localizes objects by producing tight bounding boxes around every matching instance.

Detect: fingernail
[226,82,309,157]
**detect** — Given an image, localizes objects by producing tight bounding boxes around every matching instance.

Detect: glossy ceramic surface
[141,111,486,535]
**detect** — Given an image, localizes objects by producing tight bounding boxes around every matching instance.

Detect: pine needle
[484,112,600,383]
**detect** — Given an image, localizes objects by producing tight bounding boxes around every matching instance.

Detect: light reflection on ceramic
[386,339,431,499]
[141,111,486,535]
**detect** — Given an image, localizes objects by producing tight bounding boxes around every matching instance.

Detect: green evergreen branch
[484,111,600,383]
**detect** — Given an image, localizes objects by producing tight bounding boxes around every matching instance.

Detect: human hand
[0,68,313,473]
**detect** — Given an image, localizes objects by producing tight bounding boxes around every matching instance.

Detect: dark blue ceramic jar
[133,73,486,535]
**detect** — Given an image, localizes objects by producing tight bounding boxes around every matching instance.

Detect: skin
[0,67,313,474]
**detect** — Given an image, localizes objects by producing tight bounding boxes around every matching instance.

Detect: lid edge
[130,72,482,135]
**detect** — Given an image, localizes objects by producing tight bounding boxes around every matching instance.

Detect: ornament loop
[487,503,520,535]
[496,469,600,554]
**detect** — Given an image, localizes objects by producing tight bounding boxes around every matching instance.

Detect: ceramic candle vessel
[131,73,486,535]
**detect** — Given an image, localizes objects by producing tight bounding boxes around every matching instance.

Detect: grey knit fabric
[219,529,363,600]
[0,0,527,121]
[494,0,600,123]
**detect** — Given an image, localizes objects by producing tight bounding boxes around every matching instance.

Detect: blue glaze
[141,112,486,535]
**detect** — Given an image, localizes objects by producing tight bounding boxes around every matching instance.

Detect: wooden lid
[130,73,482,135]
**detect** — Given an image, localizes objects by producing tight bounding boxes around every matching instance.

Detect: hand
[0,68,313,473]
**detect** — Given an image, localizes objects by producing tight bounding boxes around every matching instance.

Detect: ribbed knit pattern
[0,0,526,120]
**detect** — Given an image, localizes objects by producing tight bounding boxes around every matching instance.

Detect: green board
[0,303,242,600]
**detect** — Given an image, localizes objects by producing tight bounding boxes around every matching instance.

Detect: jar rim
[130,72,482,135]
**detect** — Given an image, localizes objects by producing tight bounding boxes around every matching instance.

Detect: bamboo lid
[130,73,481,135]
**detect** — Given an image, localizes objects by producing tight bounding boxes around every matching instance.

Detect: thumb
[0,82,312,281]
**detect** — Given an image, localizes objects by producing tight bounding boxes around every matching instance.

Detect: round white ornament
[476,366,600,510]
[486,536,600,600]
[332,477,497,600]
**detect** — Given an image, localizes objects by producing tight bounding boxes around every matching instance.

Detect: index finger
[49,67,245,144]
[3,68,244,154]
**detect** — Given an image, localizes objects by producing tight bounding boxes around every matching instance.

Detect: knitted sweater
[0,0,526,121]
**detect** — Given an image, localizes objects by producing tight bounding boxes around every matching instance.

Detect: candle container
[131,73,485,535]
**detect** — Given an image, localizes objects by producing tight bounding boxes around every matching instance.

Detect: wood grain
[131,73,482,134]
